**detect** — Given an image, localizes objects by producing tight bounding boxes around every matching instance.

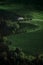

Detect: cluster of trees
[0,46,43,65]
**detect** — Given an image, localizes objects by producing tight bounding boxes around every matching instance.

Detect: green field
[0,4,43,55]
[7,21,43,55]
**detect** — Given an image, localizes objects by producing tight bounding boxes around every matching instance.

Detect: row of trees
[0,46,43,65]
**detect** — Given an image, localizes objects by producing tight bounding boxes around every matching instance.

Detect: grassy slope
[0,4,43,55]
[8,22,43,55]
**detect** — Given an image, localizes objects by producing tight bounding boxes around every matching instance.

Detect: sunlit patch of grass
[31,11,43,19]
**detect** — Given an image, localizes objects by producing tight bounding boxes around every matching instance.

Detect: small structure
[17,17,24,21]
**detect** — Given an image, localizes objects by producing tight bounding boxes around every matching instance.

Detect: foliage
[0,47,43,65]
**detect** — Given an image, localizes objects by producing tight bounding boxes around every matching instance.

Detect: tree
[0,9,17,54]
